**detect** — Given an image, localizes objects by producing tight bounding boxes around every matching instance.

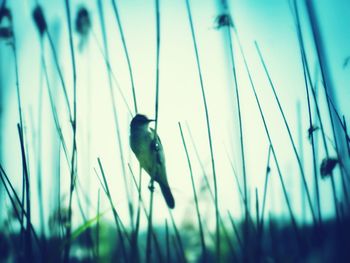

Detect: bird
[129,114,175,209]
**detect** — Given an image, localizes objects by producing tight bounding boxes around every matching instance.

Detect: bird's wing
[149,127,168,186]
[150,127,165,165]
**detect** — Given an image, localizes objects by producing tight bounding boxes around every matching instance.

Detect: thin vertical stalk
[343,116,350,157]
[0,165,41,251]
[256,146,271,262]
[305,0,349,209]
[221,220,237,261]
[97,158,128,262]
[184,1,220,260]
[172,236,183,263]
[11,30,27,257]
[224,147,244,203]
[233,29,303,253]
[63,0,78,261]
[90,30,133,116]
[292,0,339,219]
[0,167,24,230]
[111,0,138,113]
[296,102,306,223]
[228,212,243,251]
[146,185,154,263]
[220,2,249,255]
[188,125,250,231]
[190,127,253,250]
[96,189,100,261]
[260,146,271,230]
[12,34,24,134]
[11,26,33,259]
[17,124,32,261]
[255,188,259,227]
[128,166,164,262]
[97,0,133,232]
[46,32,72,122]
[309,81,341,216]
[169,211,187,263]
[128,165,141,263]
[325,95,350,145]
[178,122,206,261]
[255,42,318,226]
[42,53,70,167]
[165,220,170,262]
[74,181,97,260]
[146,1,161,262]
[37,38,46,248]
[301,50,322,224]
[322,99,350,194]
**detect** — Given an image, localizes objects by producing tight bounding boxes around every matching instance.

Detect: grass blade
[97,0,134,233]
[184,1,220,259]
[178,122,206,261]
[111,0,138,113]
[97,158,129,262]
[254,42,318,226]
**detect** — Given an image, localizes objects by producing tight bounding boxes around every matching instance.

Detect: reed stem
[178,122,206,261]
[184,1,220,260]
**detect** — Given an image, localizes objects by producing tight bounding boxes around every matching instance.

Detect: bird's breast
[130,129,153,167]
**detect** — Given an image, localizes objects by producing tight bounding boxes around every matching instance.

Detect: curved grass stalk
[233,29,304,253]
[292,0,340,220]
[63,1,78,261]
[97,158,129,262]
[178,122,206,261]
[254,42,318,226]
[184,0,220,260]
[305,0,350,211]
[97,0,133,234]
[111,0,138,114]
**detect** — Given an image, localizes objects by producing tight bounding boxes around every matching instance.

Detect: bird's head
[130,114,155,130]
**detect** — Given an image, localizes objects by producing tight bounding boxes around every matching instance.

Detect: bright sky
[1,0,350,234]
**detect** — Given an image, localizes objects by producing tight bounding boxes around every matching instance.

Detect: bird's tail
[159,183,175,209]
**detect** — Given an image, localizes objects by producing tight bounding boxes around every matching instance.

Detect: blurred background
[1,0,350,261]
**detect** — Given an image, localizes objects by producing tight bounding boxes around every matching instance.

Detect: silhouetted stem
[255,42,318,226]
[305,0,350,210]
[128,165,164,262]
[17,124,32,261]
[292,0,339,220]
[178,122,207,261]
[97,0,133,233]
[147,0,161,262]
[221,2,249,254]
[185,0,220,260]
[233,28,303,254]
[63,0,78,260]
[111,0,138,113]
[97,158,128,262]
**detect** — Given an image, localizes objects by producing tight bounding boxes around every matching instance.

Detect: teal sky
[1,0,349,233]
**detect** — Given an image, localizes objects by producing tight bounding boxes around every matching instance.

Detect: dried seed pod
[0,26,12,39]
[0,7,13,40]
[0,7,12,23]
[308,125,319,140]
[75,7,91,37]
[320,157,338,178]
[32,5,47,36]
[215,13,233,29]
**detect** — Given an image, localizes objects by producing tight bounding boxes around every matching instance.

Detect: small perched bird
[130,114,175,209]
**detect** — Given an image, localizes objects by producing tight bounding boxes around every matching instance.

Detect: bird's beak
[148,119,155,122]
